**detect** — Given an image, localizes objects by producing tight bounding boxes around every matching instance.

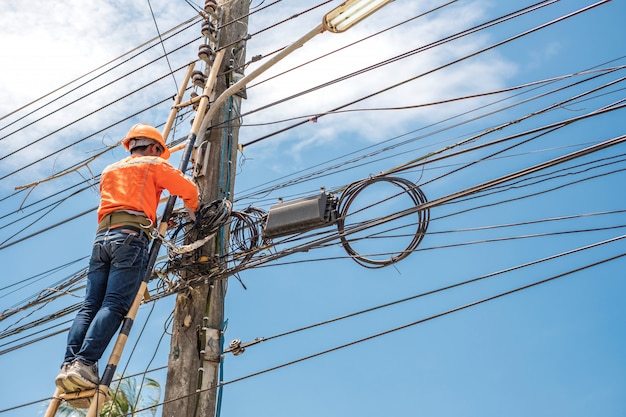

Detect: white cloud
[0,0,519,186]
[237,0,517,159]
[0,0,200,185]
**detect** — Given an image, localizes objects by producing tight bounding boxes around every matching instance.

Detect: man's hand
[186,208,196,222]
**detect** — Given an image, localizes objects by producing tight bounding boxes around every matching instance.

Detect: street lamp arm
[196,22,325,146]
[195,0,395,149]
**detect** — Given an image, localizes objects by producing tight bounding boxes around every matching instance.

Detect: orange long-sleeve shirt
[97,155,199,224]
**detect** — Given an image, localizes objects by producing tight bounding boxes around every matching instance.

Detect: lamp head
[323,0,394,33]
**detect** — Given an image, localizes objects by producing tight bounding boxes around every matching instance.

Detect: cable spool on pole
[337,176,430,268]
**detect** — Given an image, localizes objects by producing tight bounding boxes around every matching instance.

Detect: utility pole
[163,1,249,416]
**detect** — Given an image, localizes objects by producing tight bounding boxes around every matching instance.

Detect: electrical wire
[0,82,616,282]
[191,133,626,282]
[222,233,626,352]
[2,198,624,409]
[147,0,180,91]
[123,249,626,417]
[0,64,191,175]
[3,65,610,247]
[239,0,610,149]
[0,17,200,126]
[245,0,460,91]
[234,76,621,202]
[239,66,626,127]
[3,205,622,353]
[1,4,616,224]
[234,65,626,204]
[0,22,199,142]
[0,2,623,413]
[337,176,429,268]
[6,118,620,290]
[240,0,559,119]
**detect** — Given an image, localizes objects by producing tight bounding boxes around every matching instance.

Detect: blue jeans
[64,228,149,364]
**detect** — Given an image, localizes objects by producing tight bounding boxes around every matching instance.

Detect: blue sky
[0,1,625,416]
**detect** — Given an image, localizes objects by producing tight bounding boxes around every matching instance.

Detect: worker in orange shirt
[55,123,199,393]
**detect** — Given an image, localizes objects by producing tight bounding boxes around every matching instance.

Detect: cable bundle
[192,199,233,239]
[337,176,430,268]
[229,206,267,269]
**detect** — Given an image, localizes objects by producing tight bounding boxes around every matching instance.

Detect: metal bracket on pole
[224,337,266,356]
[194,142,212,179]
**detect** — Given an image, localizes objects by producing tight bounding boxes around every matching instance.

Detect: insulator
[201,20,217,41]
[192,71,206,88]
[201,21,211,37]
[229,339,245,356]
[198,44,213,63]
[205,0,217,12]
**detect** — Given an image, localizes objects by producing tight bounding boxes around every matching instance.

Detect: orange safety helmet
[121,123,170,159]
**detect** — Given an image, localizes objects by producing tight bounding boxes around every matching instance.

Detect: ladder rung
[59,387,111,409]
[59,388,97,400]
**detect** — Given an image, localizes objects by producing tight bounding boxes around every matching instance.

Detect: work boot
[54,362,73,393]
[64,360,99,391]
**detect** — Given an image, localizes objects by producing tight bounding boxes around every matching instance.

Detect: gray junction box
[263,192,338,239]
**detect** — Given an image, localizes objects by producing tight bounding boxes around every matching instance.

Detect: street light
[324,0,395,33]
[196,0,395,145]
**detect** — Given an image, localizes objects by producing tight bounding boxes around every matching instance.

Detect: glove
[185,207,197,222]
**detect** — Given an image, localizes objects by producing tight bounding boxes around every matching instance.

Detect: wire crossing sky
[0,0,624,416]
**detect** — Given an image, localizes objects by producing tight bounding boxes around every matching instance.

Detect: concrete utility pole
[162,1,249,416]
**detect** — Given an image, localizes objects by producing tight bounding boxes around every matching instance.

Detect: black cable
[125,249,626,417]
[0,59,192,171]
[0,17,199,127]
[228,234,626,348]
[0,21,199,141]
[147,0,179,91]
[196,132,626,281]
[239,0,607,149]
[0,95,170,182]
[247,0,459,92]
[5,69,616,244]
[0,256,87,295]
[0,2,620,406]
[233,83,623,208]
[337,177,429,268]
[242,0,553,118]
[5,205,623,345]
[0,181,97,230]
[240,66,626,127]
[0,206,96,251]
[218,0,282,30]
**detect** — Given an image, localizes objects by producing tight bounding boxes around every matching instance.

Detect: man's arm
[156,162,200,211]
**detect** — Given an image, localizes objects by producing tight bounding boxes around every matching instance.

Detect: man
[55,123,199,393]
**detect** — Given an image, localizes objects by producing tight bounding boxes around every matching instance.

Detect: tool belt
[97,211,153,239]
